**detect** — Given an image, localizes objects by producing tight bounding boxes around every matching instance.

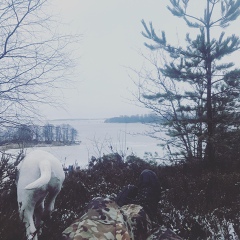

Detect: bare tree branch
[0,0,80,127]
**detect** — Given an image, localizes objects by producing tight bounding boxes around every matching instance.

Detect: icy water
[7,119,167,168]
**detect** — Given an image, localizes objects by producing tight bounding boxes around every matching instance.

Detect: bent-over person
[62,169,182,240]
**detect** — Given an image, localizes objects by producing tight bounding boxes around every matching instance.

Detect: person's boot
[132,169,161,222]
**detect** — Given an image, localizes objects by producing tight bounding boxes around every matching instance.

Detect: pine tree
[140,0,240,163]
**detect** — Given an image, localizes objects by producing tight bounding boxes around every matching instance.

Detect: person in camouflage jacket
[62,197,152,239]
[62,170,182,240]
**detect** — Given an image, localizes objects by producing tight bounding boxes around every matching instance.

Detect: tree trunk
[205,0,215,165]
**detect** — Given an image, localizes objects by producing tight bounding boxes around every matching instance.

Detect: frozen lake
[7,119,167,168]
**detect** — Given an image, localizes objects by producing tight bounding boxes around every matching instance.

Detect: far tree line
[104,114,163,123]
[0,124,78,146]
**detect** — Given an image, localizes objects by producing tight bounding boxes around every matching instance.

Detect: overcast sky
[40,0,239,120]
[39,1,175,120]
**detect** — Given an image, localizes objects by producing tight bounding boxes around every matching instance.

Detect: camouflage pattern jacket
[62,197,182,240]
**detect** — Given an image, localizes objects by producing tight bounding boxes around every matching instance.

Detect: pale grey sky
[40,0,177,120]
[40,0,239,120]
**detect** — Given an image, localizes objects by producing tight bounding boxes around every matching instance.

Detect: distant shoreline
[50,118,106,122]
[104,114,162,124]
[0,142,81,151]
[50,114,161,124]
